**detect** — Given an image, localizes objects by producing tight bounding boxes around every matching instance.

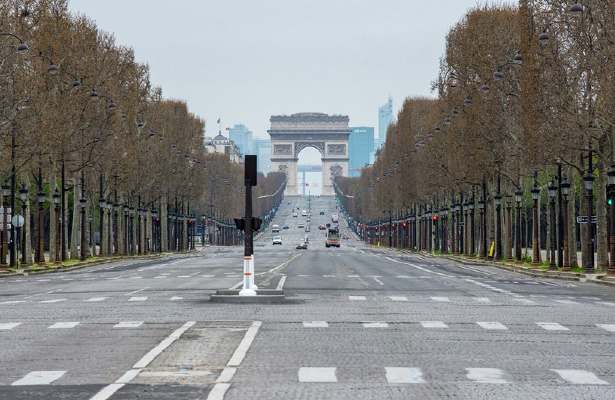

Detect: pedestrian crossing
[296,367,611,385]
[5,366,612,386]
[299,320,615,334]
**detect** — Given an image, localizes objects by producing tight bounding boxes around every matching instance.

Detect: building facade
[228,124,254,158]
[349,127,374,177]
[377,96,393,153]
[254,138,272,174]
[204,133,242,163]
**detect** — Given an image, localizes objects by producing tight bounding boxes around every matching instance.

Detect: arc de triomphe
[269,113,350,196]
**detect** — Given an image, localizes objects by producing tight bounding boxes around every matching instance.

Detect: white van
[272,224,280,233]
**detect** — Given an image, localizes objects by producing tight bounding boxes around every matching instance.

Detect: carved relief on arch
[294,142,325,158]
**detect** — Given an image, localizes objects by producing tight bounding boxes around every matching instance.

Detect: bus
[325,227,340,248]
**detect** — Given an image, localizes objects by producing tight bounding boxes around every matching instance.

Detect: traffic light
[234,218,245,231]
[608,184,615,206]
[252,217,263,231]
[234,217,263,232]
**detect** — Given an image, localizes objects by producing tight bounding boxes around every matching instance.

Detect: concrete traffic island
[209,289,286,303]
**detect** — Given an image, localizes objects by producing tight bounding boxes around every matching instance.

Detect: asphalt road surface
[1,195,615,399]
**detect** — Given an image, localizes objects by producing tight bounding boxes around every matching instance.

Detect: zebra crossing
[296,367,610,385]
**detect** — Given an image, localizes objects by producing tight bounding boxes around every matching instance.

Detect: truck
[325,227,340,248]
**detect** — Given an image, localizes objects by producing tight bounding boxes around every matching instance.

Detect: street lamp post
[531,179,541,265]
[515,190,523,262]
[80,194,87,261]
[495,192,502,261]
[36,185,45,265]
[608,166,615,274]
[388,209,393,248]
[479,200,486,258]
[561,177,571,270]
[53,189,61,264]
[548,181,557,270]
[1,184,9,266]
[557,162,564,268]
[583,165,595,273]
[19,184,28,265]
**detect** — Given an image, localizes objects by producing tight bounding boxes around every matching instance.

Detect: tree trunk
[161,196,168,252]
[597,163,608,270]
[70,182,79,259]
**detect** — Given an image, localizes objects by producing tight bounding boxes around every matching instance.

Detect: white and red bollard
[239,255,258,296]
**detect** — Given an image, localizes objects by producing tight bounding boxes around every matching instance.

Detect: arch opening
[297,146,322,196]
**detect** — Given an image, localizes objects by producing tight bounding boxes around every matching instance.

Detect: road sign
[12,215,24,228]
[576,216,597,224]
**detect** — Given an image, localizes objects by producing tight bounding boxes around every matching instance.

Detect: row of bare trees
[0,0,281,267]
[338,1,615,273]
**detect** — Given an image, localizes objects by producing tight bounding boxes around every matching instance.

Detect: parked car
[298,224,305,229]
[272,235,282,245]
[292,212,298,217]
[320,210,325,215]
[296,242,308,250]
[283,225,290,230]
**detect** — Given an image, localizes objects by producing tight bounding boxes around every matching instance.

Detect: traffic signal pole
[240,155,258,296]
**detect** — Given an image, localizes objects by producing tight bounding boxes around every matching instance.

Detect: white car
[292,212,298,218]
[272,235,282,245]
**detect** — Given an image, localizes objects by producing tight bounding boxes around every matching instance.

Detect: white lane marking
[596,324,615,333]
[177,275,191,278]
[85,297,108,302]
[385,367,425,384]
[303,321,329,328]
[217,367,237,383]
[347,275,360,278]
[513,298,536,305]
[0,300,26,305]
[466,368,508,384]
[474,297,491,303]
[555,299,579,305]
[596,301,615,307]
[431,296,450,302]
[36,279,51,282]
[49,322,79,329]
[170,296,184,301]
[464,278,520,298]
[396,275,412,279]
[363,322,388,328]
[90,321,196,400]
[551,369,609,385]
[0,322,21,330]
[389,296,408,302]
[125,287,149,296]
[40,299,66,304]
[323,275,336,278]
[537,322,569,331]
[229,252,303,290]
[202,275,215,278]
[349,296,366,301]
[420,321,448,329]
[114,321,143,328]
[298,367,337,383]
[477,322,508,330]
[129,276,143,279]
[276,275,287,290]
[128,297,148,302]
[153,276,167,279]
[133,321,196,368]
[12,370,66,386]
[206,383,231,400]
[297,274,311,277]
[371,276,384,286]
[227,321,262,367]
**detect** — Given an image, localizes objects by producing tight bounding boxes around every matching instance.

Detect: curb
[0,250,200,279]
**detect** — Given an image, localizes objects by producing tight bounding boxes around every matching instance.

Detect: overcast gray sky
[68,0,496,140]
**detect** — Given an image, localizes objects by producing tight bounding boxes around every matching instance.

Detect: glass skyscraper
[349,127,375,177]
[377,96,393,153]
[254,138,272,174]
[228,124,254,158]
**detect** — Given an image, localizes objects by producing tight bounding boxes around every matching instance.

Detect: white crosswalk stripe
[554,299,579,305]
[114,321,143,328]
[12,371,66,386]
[85,297,108,302]
[466,368,508,384]
[420,321,448,329]
[128,296,148,302]
[388,296,408,302]
[477,322,508,330]
[473,297,491,303]
[363,322,388,328]
[303,321,329,328]
[48,322,79,329]
[596,301,615,307]
[40,299,66,304]
[298,367,337,383]
[0,322,21,330]
[170,296,184,301]
[348,296,366,301]
[430,296,450,302]
[513,298,536,305]
[596,324,615,333]
[385,367,425,384]
[537,322,569,331]
[551,369,609,385]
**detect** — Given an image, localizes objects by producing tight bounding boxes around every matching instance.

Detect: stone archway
[269,113,350,196]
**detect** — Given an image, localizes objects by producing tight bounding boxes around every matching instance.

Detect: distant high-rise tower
[254,138,272,174]
[228,124,254,158]
[349,127,374,177]
[377,96,393,153]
